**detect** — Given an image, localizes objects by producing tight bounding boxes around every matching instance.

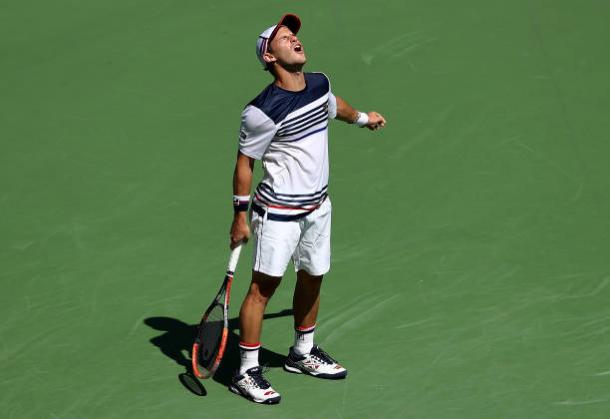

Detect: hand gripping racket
[191,244,243,379]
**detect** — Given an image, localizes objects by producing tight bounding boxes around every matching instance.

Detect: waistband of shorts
[251,198,325,222]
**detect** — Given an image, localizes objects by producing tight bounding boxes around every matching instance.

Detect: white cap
[256,13,301,70]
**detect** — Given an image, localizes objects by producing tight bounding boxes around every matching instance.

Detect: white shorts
[251,198,332,277]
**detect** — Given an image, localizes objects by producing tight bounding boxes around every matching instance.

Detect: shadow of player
[144,309,293,391]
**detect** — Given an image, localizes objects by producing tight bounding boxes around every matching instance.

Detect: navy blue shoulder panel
[248,73,330,124]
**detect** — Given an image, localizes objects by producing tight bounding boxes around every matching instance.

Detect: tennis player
[228,13,386,404]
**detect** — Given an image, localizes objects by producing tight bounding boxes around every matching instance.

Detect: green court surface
[2,1,610,417]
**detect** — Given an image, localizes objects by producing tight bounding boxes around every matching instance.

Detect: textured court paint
[1,0,610,418]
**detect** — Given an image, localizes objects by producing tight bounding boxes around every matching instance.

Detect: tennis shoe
[284,345,347,379]
[229,366,281,404]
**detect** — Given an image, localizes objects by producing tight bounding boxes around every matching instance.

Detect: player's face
[267,26,307,69]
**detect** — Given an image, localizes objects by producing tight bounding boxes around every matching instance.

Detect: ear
[263,51,276,65]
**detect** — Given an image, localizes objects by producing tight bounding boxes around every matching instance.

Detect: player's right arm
[229,104,277,249]
[230,152,254,248]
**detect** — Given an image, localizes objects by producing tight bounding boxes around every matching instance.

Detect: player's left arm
[334,95,386,131]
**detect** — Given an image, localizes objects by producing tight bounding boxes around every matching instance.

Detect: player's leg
[238,209,299,362]
[230,210,300,404]
[238,271,282,370]
[292,269,323,354]
[229,271,282,404]
[285,199,347,379]
[285,269,346,379]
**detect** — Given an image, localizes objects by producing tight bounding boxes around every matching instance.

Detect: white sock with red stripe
[239,341,260,375]
[294,324,315,356]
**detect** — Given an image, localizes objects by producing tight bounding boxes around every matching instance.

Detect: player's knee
[246,286,275,306]
[296,270,324,286]
[248,291,272,306]
[249,272,281,302]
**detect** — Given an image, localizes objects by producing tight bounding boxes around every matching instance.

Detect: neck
[273,65,306,91]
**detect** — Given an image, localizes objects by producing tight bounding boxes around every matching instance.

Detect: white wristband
[354,111,369,127]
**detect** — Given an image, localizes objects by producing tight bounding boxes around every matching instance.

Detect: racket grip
[227,243,243,273]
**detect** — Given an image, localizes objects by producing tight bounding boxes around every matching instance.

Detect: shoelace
[310,346,337,365]
[247,367,271,389]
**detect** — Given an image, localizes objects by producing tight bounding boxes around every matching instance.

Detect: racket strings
[196,302,225,373]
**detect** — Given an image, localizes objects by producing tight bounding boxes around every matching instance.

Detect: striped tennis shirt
[238,72,337,221]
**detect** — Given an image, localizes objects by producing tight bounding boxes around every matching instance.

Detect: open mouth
[293,43,303,53]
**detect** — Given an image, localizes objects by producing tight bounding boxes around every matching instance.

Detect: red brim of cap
[268,13,301,43]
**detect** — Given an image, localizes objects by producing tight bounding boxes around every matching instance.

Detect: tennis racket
[191,244,243,379]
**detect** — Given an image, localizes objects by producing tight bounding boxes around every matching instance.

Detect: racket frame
[191,245,242,379]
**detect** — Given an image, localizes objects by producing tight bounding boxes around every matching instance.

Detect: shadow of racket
[144,308,293,396]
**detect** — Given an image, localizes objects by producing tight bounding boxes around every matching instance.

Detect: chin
[281,58,307,72]
[296,56,307,67]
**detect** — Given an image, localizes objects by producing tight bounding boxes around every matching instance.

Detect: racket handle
[227,243,243,273]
